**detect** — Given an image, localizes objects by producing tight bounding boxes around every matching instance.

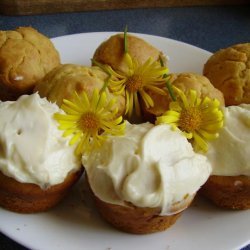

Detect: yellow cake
[200,104,250,209]
[203,43,250,106]
[93,33,166,73]
[0,27,60,101]
[0,93,83,213]
[34,64,125,117]
[142,72,225,122]
[82,122,211,234]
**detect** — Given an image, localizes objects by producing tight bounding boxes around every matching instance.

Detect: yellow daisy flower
[105,53,168,117]
[156,87,224,152]
[54,89,125,155]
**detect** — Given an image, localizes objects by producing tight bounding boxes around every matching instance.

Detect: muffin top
[34,64,125,116]
[0,27,60,100]
[93,33,164,73]
[142,72,225,120]
[203,43,250,106]
[207,104,250,176]
[82,121,211,215]
[0,93,81,188]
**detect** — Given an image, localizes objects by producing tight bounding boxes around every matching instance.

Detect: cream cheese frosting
[82,122,211,216]
[0,93,81,188]
[207,104,250,176]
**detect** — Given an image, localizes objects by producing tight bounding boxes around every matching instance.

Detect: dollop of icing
[83,122,211,215]
[207,104,250,176]
[0,93,81,188]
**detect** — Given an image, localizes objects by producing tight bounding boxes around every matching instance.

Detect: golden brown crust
[93,33,162,73]
[35,64,108,105]
[141,82,171,123]
[0,26,60,101]
[93,194,182,234]
[34,64,125,116]
[203,43,250,106]
[200,175,250,210]
[142,72,225,122]
[0,168,83,213]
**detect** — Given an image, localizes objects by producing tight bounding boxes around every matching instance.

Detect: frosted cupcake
[201,104,250,209]
[82,122,211,234]
[0,93,82,213]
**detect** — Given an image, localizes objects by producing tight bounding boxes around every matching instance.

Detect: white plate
[0,32,249,250]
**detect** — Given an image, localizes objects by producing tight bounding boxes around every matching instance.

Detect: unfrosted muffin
[201,104,250,209]
[92,33,166,73]
[0,93,83,213]
[203,43,250,106]
[142,73,225,122]
[0,27,60,101]
[82,122,211,234]
[34,64,125,116]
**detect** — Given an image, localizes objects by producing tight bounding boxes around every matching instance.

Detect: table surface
[0,5,250,250]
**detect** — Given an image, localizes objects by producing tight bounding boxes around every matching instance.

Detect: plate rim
[0,31,249,250]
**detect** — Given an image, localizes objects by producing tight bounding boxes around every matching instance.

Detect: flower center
[79,112,99,132]
[126,75,143,93]
[179,107,202,132]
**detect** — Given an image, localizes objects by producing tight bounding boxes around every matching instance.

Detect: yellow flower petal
[163,110,180,117]
[96,91,107,110]
[198,129,218,140]
[105,51,169,117]
[182,131,193,139]
[54,113,79,121]
[193,132,208,152]
[62,99,83,113]
[90,89,99,109]
[69,132,82,145]
[155,87,224,153]
[169,102,182,112]
[54,88,125,156]
[124,53,134,71]
[125,90,130,115]
[63,129,78,137]
[140,89,154,108]
[156,115,179,124]
[189,89,198,107]
[146,85,167,96]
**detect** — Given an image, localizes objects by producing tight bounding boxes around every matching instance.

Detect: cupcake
[92,33,169,120]
[34,64,125,116]
[142,72,225,122]
[203,43,250,106]
[200,104,250,209]
[82,122,211,234]
[0,27,60,101]
[92,33,166,73]
[0,93,83,213]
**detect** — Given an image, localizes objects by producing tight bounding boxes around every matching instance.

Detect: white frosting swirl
[0,93,81,188]
[207,104,250,176]
[83,122,211,215]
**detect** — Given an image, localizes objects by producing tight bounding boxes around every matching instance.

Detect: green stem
[159,55,176,101]
[92,59,112,106]
[91,59,109,74]
[124,25,128,53]
[96,75,111,108]
[166,78,176,101]
[100,75,111,94]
